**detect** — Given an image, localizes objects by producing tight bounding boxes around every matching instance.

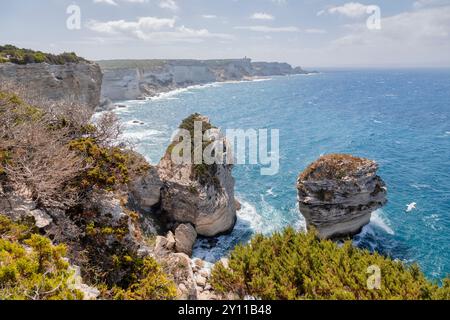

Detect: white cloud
[329,5,450,65]
[413,0,450,9]
[159,0,178,11]
[88,17,176,34]
[94,0,118,5]
[93,0,148,5]
[321,2,371,18]
[87,17,233,43]
[335,5,450,44]
[250,12,275,20]
[305,28,327,34]
[202,15,217,19]
[235,25,299,32]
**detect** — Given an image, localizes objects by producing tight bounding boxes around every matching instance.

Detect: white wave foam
[238,200,264,233]
[192,199,264,263]
[369,210,395,235]
[251,78,273,82]
[120,129,162,141]
[423,214,442,232]
[148,78,273,101]
[150,87,192,101]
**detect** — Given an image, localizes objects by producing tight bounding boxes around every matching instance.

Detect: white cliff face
[0,62,102,109]
[297,154,387,239]
[99,59,310,102]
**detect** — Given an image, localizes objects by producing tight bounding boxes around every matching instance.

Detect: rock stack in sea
[157,114,237,241]
[297,154,387,239]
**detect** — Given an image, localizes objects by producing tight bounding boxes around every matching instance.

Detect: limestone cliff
[0,62,102,109]
[297,154,387,239]
[98,58,311,102]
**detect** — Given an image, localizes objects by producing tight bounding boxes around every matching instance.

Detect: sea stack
[297,154,387,239]
[158,114,237,237]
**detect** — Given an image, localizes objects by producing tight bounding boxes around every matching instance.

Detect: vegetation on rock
[0,45,86,65]
[107,257,177,300]
[0,85,141,208]
[300,154,372,181]
[211,228,450,300]
[0,85,176,300]
[169,113,223,188]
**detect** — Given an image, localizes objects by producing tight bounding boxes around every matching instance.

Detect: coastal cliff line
[97,58,314,104]
[2,45,448,301]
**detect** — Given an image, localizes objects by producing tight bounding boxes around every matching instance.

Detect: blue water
[111,70,450,281]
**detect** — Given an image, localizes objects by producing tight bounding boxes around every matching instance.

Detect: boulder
[175,223,197,256]
[297,154,387,239]
[166,231,176,250]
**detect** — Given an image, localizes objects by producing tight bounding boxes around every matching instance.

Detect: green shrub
[300,154,370,181]
[69,138,130,190]
[108,257,177,300]
[211,228,450,300]
[0,90,43,123]
[0,216,83,300]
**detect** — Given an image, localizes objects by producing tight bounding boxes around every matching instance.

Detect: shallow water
[112,69,450,280]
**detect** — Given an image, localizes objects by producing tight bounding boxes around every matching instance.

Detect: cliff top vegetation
[0,45,87,65]
[299,154,374,181]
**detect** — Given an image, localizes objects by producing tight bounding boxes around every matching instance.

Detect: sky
[1,0,450,68]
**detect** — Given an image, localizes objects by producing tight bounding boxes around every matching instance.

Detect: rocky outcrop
[128,166,163,213]
[251,62,310,76]
[0,62,102,109]
[158,114,237,237]
[99,58,312,101]
[153,232,198,300]
[297,154,387,239]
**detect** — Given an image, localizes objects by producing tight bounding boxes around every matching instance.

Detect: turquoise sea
[112,69,450,280]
